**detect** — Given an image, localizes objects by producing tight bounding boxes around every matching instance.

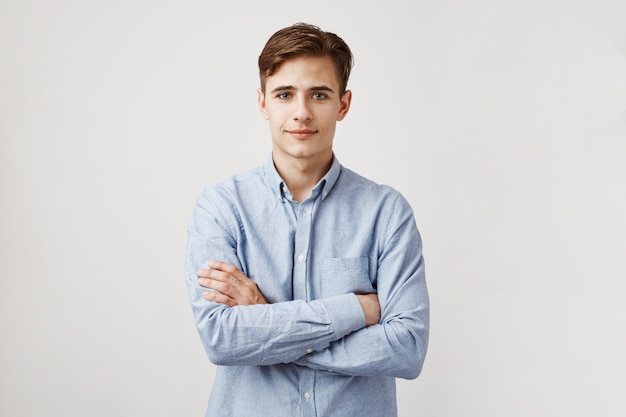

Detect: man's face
[258,56,351,166]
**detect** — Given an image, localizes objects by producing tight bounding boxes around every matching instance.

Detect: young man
[186,23,429,417]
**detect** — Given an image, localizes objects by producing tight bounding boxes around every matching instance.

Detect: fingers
[198,264,241,284]
[197,261,268,306]
[208,261,242,276]
[197,268,233,285]
[200,261,245,284]
[197,261,245,303]
[203,290,237,307]
[198,277,234,294]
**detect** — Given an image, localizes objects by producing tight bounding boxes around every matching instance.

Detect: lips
[286,129,317,139]
[287,129,317,134]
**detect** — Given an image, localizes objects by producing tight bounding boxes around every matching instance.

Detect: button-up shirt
[185,155,429,417]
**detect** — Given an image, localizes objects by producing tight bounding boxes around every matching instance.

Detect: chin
[282,146,315,159]
[274,142,332,162]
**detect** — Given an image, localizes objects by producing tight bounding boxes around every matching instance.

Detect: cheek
[266,108,286,125]
[321,111,340,129]
[268,116,282,128]
[267,117,285,135]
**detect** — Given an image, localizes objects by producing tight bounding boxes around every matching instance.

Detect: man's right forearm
[355,293,381,326]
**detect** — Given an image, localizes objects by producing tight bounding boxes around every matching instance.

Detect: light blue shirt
[186,155,429,417]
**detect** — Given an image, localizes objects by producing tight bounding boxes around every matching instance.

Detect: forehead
[266,56,340,89]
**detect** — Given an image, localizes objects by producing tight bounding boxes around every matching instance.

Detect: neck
[272,152,333,202]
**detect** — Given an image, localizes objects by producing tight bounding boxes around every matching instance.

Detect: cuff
[322,293,366,341]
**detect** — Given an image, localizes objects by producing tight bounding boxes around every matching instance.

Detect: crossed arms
[185,188,429,379]
[197,260,381,326]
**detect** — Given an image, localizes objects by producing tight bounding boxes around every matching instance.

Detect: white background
[1,1,625,416]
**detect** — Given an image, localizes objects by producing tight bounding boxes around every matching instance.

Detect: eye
[312,93,327,100]
[277,92,291,99]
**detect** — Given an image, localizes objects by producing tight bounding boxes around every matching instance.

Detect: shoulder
[337,165,408,207]
[200,164,265,200]
[192,164,270,220]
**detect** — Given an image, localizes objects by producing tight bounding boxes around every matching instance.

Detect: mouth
[286,129,317,139]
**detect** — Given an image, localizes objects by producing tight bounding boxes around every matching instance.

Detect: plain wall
[1,1,625,416]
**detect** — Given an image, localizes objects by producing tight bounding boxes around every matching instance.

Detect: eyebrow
[270,85,335,94]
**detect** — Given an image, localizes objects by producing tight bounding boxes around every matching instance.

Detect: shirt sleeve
[294,193,430,379]
[185,187,367,366]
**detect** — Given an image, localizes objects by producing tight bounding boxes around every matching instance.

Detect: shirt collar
[263,153,342,202]
[319,155,341,200]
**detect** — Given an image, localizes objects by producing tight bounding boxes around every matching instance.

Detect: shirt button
[306,348,312,354]
[303,208,307,215]
[304,392,311,400]
[297,254,304,262]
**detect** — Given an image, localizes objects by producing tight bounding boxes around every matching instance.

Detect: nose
[293,97,313,122]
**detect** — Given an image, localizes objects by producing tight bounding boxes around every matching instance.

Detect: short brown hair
[258,23,353,95]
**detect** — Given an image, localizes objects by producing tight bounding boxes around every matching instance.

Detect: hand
[356,293,380,326]
[197,261,268,306]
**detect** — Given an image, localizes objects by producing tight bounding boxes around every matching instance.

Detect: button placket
[299,368,316,416]
[292,200,313,300]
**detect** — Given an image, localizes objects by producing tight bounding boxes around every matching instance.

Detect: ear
[257,88,269,120]
[336,90,352,121]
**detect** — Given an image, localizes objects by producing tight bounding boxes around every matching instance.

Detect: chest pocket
[321,257,374,296]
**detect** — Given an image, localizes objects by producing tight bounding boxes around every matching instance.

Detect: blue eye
[278,93,291,99]
[312,93,326,100]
